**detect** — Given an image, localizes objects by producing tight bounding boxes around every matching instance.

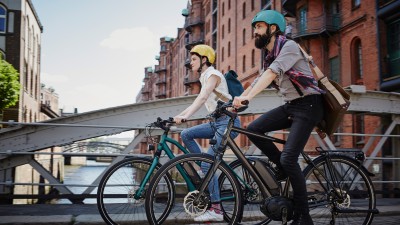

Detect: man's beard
[255,33,271,49]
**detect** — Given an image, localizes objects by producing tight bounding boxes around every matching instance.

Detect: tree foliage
[0,58,20,110]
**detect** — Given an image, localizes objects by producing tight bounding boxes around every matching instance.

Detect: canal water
[57,160,110,204]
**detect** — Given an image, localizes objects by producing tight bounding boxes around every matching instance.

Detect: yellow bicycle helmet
[190,44,216,64]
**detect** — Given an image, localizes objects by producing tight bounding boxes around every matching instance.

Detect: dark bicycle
[145,101,378,225]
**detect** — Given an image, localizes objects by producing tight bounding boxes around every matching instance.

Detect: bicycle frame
[133,126,191,199]
[192,113,289,201]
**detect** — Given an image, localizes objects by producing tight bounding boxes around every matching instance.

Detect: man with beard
[233,10,324,225]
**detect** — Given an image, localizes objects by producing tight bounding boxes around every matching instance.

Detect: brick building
[0,0,63,204]
[136,0,399,195]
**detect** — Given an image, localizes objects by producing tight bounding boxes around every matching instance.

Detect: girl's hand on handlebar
[233,96,250,108]
[173,116,187,124]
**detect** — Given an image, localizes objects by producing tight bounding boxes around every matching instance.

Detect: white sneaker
[194,210,224,222]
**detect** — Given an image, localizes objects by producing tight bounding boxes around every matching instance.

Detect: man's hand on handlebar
[233,96,250,108]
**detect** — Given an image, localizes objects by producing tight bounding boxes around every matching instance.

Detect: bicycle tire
[302,154,376,225]
[145,153,243,225]
[97,157,174,225]
[220,159,272,225]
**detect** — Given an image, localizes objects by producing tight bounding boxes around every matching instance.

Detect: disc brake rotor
[127,183,145,206]
[183,190,209,216]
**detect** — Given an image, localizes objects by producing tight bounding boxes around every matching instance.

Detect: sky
[31,0,187,113]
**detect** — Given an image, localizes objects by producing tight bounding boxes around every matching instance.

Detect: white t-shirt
[199,66,231,112]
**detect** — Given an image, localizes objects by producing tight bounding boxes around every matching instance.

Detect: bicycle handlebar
[210,100,249,119]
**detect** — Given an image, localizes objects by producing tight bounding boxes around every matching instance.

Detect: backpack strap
[297,44,325,80]
[213,89,230,102]
[289,79,304,97]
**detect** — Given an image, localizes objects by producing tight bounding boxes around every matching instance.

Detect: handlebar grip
[181,119,187,123]
[241,100,249,105]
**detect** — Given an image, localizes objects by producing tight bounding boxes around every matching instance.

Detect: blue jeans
[180,116,240,202]
[247,94,323,213]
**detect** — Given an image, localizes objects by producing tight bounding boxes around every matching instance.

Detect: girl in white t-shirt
[174,44,240,222]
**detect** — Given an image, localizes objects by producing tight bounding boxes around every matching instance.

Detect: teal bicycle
[96,117,263,225]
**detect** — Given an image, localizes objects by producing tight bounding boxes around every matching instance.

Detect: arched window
[243,29,246,45]
[351,38,363,84]
[251,49,255,67]
[242,2,246,19]
[228,42,231,57]
[0,5,6,33]
[242,55,246,72]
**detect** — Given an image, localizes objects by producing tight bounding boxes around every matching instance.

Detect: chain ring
[244,181,262,202]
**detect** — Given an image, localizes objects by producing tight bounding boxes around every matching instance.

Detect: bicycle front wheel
[97,157,174,225]
[145,153,243,225]
[303,155,376,225]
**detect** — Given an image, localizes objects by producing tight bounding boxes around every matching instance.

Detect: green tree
[0,57,21,124]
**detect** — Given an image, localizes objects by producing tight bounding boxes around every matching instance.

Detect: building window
[329,56,340,83]
[242,55,246,72]
[251,49,255,67]
[243,29,246,45]
[352,0,361,9]
[386,19,400,81]
[299,7,307,35]
[228,0,231,10]
[251,0,255,11]
[0,5,6,33]
[262,0,270,9]
[222,47,225,62]
[228,18,231,33]
[212,33,217,51]
[353,114,365,146]
[242,2,246,19]
[222,25,225,39]
[212,13,217,31]
[24,62,28,90]
[212,0,218,10]
[351,38,363,84]
[228,42,231,57]
[222,2,225,16]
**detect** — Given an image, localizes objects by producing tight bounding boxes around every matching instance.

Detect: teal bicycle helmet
[252,10,286,33]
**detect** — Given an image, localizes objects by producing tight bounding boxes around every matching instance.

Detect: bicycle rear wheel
[97,157,174,225]
[220,159,271,225]
[303,155,376,225]
[145,153,243,225]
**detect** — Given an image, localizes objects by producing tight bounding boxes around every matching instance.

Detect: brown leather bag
[298,45,351,138]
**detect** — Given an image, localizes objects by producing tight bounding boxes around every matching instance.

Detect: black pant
[247,94,323,213]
